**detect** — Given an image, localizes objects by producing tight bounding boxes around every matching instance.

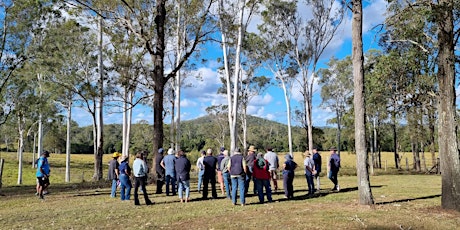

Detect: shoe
[146,201,154,205]
[39,195,44,200]
[241,204,245,206]
[134,203,140,206]
[35,192,39,196]
[283,195,288,199]
[337,185,340,192]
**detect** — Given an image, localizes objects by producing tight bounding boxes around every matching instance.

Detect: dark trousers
[156,171,164,194]
[244,172,257,195]
[328,170,339,188]
[134,176,152,205]
[283,173,294,198]
[202,174,217,199]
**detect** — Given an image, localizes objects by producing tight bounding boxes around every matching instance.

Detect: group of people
[36,145,341,206]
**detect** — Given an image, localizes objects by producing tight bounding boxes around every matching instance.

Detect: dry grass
[0,151,457,230]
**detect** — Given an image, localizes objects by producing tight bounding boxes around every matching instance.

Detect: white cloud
[181,98,198,107]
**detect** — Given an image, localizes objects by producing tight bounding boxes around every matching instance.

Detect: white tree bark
[65,100,72,182]
[279,75,293,157]
[17,115,25,185]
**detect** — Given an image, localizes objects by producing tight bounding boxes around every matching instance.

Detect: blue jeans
[256,179,272,203]
[222,172,231,199]
[231,176,245,205]
[111,179,118,197]
[165,174,176,195]
[119,174,131,200]
[328,170,338,188]
[305,173,315,194]
[177,180,190,199]
[197,170,204,192]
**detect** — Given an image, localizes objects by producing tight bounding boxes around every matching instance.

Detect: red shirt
[252,158,270,180]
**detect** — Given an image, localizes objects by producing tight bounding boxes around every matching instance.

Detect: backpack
[256,158,266,169]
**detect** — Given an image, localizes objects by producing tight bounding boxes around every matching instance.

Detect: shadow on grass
[377,194,441,205]
[276,185,384,202]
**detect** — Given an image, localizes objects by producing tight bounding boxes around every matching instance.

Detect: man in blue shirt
[328,147,341,191]
[161,148,176,196]
[36,150,51,200]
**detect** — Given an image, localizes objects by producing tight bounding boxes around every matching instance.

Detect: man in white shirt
[264,147,279,191]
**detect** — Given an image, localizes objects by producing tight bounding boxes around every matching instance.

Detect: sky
[72,0,388,128]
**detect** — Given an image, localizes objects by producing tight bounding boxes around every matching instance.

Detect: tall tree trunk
[352,0,373,205]
[436,0,460,211]
[94,17,104,181]
[65,100,72,182]
[151,0,167,172]
[280,77,293,157]
[17,115,25,185]
[392,111,399,169]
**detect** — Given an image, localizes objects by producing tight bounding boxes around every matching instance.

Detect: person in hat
[216,147,226,196]
[196,150,206,193]
[36,150,51,200]
[108,152,122,198]
[312,146,322,191]
[133,152,153,205]
[282,154,297,199]
[202,148,218,199]
[264,147,279,191]
[328,147,341,191]
[303,151,315,196]
[174,150,191,203]
[253,152,273,203]
[228,148,247,206]
[155,148,165,194]
[161,148,177,196]
[245,145,257,195]
[118,155,132,201]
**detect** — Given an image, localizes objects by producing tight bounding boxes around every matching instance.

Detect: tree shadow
[377,194,441,205]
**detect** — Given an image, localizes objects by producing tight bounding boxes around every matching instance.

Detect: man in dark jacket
[245,146,257,195]
[155,148,165,194]
[229,148,247,206]
[174,150,191,203]
[202,148,218,199]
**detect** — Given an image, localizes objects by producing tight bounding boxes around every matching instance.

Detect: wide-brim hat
[112,152,122,158]
[248,145,257,152]
[329,146,337,151]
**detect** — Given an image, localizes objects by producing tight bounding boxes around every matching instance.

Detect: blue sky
[72,0,388,128]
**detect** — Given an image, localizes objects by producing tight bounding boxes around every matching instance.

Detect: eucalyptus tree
[293,0,344,154]
[72,0,215,172]
[0,1,54,127]
[382,0,459,210]
[35,18,95,182]
[434,0,460,211]
[258,0,299,156]
[318,56,353,156]
[105,26,149,158]
[217,0,261,154]
[205,105,228,148]
[237,33,271,153]
[350,0,373,205]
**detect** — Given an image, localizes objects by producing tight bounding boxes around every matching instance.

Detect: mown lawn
[0,151,457,230]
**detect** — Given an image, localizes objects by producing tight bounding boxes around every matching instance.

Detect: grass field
[0,151,457,230]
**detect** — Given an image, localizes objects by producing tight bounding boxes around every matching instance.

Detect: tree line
[1,0,459,210]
